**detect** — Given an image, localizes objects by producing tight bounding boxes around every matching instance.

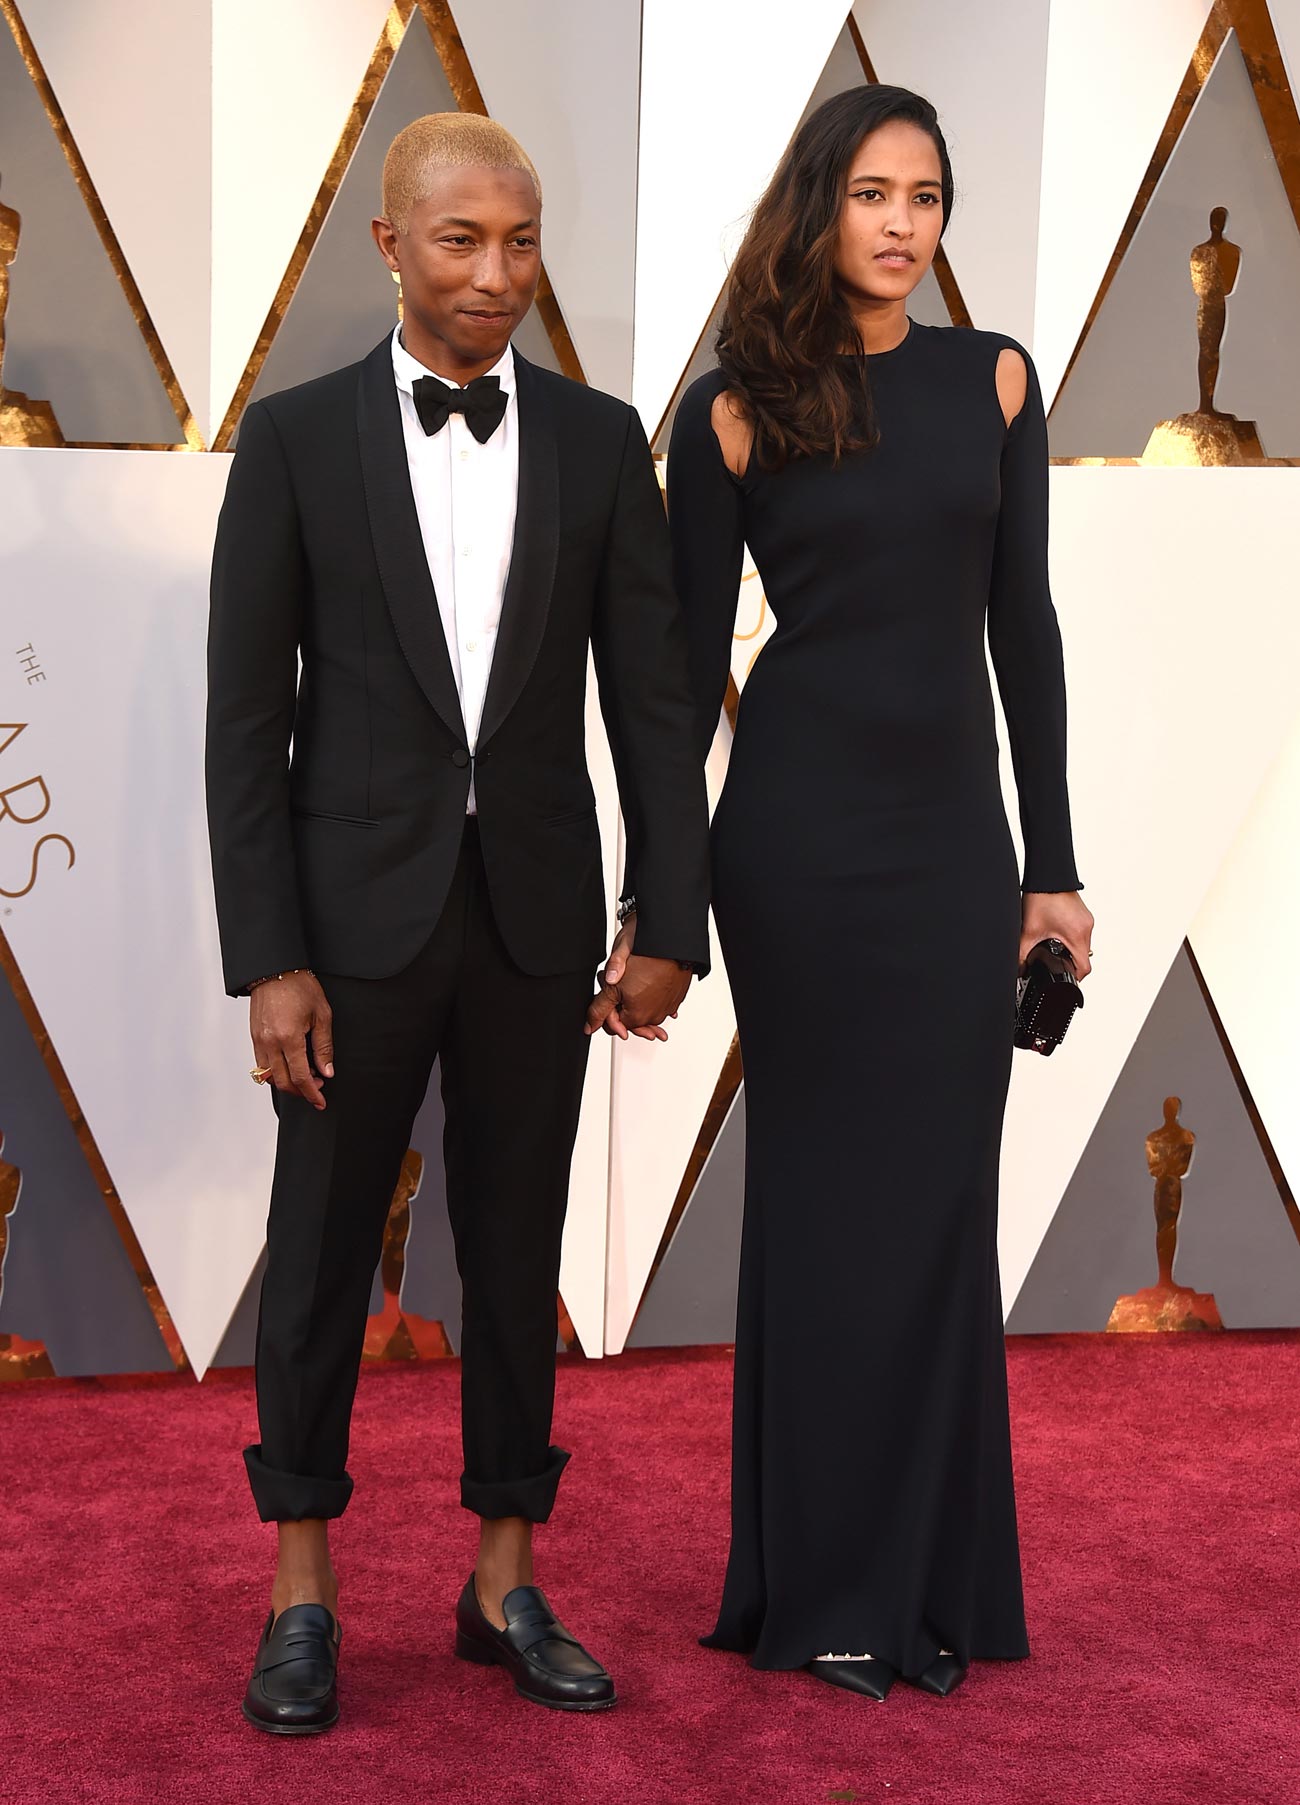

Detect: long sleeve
[590,404,712,972]
[987,348,1083,893]
[665,374,746,766]
[205,400,311,996]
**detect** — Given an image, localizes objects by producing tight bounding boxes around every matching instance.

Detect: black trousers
[244,819,594,1524]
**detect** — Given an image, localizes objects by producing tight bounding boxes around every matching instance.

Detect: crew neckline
[846,316,916,360]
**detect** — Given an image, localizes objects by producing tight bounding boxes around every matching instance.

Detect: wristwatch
[616,894,637,926]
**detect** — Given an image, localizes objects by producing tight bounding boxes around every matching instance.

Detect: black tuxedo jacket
[206,337,711,997]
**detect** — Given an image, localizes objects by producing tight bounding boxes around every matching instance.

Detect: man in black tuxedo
[206,113,710,1732]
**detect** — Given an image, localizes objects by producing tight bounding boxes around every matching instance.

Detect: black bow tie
[411,372,507,444]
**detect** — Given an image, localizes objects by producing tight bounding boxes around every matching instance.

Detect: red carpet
[3,1334,1296,1805]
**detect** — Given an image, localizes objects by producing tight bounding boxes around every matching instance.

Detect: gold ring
[250,1066,273,1084]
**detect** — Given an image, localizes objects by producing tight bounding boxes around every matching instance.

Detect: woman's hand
[586,911,688,1042]
[1020,891,1094,980]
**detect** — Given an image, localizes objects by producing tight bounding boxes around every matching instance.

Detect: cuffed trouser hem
[460,1444,570,1522]
[244,1443,355,1523]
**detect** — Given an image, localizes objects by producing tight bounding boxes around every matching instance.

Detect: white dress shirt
[391,324,519,812]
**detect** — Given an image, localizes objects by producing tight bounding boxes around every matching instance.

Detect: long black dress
[666,320,1082,1677]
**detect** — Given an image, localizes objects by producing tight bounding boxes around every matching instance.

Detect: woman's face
[834,120,945,307]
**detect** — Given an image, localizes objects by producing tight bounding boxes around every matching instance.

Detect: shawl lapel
[476,350,559,749]
[356,335,467,744]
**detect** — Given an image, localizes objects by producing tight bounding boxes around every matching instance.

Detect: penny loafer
[453,1575,616,1711]
[242,1603,340,1734]
[807,1657,897,1701]
[911,1652,967,1697]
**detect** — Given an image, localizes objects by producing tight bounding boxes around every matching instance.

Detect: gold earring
[391,267,403,323]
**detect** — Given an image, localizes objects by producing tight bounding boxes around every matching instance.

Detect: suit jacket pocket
[290,807,380,828]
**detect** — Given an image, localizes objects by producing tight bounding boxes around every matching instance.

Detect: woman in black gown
[667,86,1093,1700]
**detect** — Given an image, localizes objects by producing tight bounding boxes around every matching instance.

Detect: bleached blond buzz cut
[381,113,542,232]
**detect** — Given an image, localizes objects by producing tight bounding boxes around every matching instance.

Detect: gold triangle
[649,8,972,455]
[0,0,202,449]
[213,0,584,452]
[847,9,972,327]
[1050,0,1300,462]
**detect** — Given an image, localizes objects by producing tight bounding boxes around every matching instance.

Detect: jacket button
[451,749,470,768]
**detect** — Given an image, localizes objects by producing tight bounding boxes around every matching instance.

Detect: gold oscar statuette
[1107,1096,1224,1333]
[1141,207,1264,466]
[360,1147,577,1360]
[0,173,63,448]
[362,1150,454,1361]
[0,1128,55,1378]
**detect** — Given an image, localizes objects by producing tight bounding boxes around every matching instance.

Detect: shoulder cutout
[710,389,756,479]
[995,346,1028,429]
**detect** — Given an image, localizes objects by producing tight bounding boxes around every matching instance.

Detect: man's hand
[251,971,335,1109]
[585,914,693,1041]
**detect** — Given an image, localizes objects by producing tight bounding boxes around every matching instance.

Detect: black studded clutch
[1014,937,1083,1056]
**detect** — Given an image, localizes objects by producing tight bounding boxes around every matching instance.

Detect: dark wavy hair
[716,85,954,471]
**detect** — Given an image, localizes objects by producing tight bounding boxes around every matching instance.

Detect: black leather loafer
[242,1603,340,1734]
[911,1652,967,1697]
[807,1657,897,1701]
[454,1575,616,1711]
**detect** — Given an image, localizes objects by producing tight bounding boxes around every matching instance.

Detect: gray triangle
[1008,945,1300,1332]
[211,1065,465,1368]
[627,1086,746,1347]
[0,966,172,1373]
[210,1058,577,1367]
[0,27,186,443]
[801,26,963,335]
[209,1243,264,1368]
[380,1066,463,1349]
[652,23,956,454]
[1049,31,1300,458]
[241,18,558,433]
[393,1068,569,1354]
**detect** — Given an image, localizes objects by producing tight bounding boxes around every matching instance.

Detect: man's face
[373,165,541,375]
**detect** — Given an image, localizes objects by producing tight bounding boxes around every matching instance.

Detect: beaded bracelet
[246,967,311,993]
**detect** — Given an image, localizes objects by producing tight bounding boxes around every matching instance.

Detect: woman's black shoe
[911,1652,967,1697]
[242,1603,340,1734]
[454,1575,616,1711]
[806,1657,897,1701]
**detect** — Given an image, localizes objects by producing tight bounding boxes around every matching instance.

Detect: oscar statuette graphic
[0,173,63,448]
[0,1128,54,1378]
[362,1150,454,1361]
[361,1149,575,1358]
[1141,207,1264,466]
[1107,1097,1224,1333]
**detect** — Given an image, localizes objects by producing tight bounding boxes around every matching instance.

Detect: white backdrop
[1,0,1296,1373]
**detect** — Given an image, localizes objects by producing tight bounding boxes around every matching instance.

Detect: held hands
[1020,892,1095,981]
[585,912,693,1042]
[250,971,335,1109]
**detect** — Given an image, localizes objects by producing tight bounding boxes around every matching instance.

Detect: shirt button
[465,639,478,653]
[460,545,471,558]
[459,449,469,462]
